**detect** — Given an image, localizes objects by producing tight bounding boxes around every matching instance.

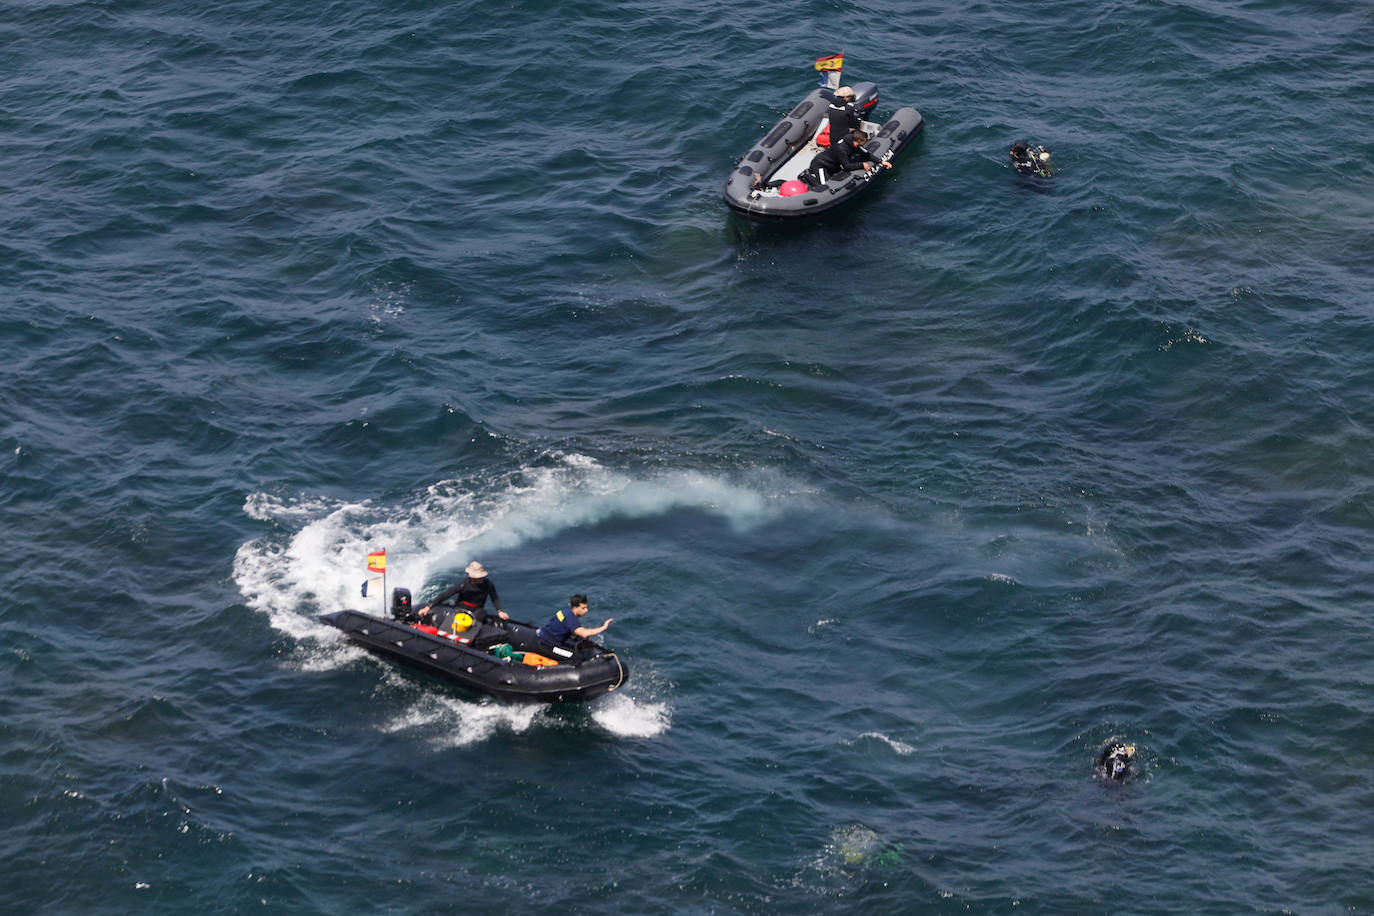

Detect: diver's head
[1011,140,1029,157]
[1101,743,1136,780]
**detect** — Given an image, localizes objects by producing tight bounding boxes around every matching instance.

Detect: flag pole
[365,547,388,617]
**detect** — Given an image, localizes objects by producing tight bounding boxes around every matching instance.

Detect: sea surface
[4,0,1373,912]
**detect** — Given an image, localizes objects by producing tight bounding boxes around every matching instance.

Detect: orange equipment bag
[816,123,831,147]
[415,625,439,634]
[521,652,558,667]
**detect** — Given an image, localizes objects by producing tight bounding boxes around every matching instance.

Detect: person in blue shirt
[538,594,613,649]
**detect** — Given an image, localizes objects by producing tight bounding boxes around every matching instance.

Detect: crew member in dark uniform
[800,129,891,188]
[417,560,509,624]
[537,594,613,651]
[827,86,863,138]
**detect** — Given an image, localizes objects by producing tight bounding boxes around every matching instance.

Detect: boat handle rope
[607,652,625,690]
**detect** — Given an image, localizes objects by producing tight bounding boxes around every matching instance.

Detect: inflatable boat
[723,81,923,222]
[319,589,627,703]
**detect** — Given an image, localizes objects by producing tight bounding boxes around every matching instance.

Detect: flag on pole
[364,548,387,613]
[815,53,843,89]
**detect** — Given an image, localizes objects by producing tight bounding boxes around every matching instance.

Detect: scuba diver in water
[1097,741,1137,781]
[1010,140,1053,177]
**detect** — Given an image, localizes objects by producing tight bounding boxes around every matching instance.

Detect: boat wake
[590,689,671,738]
[232,451,796,638]
[379,688,544,749]
[232,452,784,739]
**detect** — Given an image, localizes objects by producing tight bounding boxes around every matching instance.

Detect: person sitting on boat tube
[416,560,509,624]
[538,594,613,652]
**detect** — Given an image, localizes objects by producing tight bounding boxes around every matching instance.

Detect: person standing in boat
[537,594,612,651]
[827,86,863,139]
[417,560,509,624]
[800,128,891,188]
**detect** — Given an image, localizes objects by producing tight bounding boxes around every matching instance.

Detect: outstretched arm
[857,144,891,170]
[573,617,614,638]
[417,583,461,615]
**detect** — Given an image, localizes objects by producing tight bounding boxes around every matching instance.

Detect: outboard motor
[390,587,414,622]
[823,82,879,126]
[849,81,879,119]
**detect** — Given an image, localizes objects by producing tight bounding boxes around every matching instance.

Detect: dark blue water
[4,0,1374,912]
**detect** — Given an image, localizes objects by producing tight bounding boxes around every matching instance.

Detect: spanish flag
[367,550,386,573]
[815,53,843,89]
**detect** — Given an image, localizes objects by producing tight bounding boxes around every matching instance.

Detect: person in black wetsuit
[417,560,509,623]
[827,86,862,139]
[750,129,890,195]
[1010,140,1053,177]
[800,128,891,188]
[1097,742,1136,781]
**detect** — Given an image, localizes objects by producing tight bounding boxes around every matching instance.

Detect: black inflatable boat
[723,81,923,222]
[319,589,627,703]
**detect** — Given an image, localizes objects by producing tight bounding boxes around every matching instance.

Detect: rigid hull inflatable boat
[723,81,923,222]
[319,591,627,703]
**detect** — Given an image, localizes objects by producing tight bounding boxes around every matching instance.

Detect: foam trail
[591,691,671,738]
[232,494,459,640]
[378,687,545,749]
[233,454,800,640]
[439,463,785,565]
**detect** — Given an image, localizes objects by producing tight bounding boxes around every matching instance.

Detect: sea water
[3,1,1373,912]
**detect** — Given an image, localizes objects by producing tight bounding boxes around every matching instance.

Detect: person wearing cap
[827,86,863,139]
[537,594,613,651]
[417,560,509,623]
[799,128,891,189]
